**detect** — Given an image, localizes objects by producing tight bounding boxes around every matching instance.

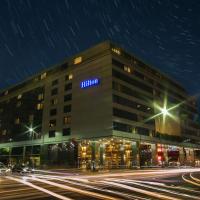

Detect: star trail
[0,0,200,97]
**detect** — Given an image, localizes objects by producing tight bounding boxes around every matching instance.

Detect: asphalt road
[0,168,200,200]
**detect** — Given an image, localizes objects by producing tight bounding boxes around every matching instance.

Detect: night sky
[0,0,200,97]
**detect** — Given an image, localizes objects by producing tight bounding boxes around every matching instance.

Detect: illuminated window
[17,94,22,99]
[37,103,43,110]
[15,118,20,124]
[38,93,44,100]
[63,116,71,125]
[74,56,82,64]
[4,90,8,95]
[51,98,58,105]
[41,72,47,80]
[49,119,56,128]
[124,65,131,73]
[29,115,34,122]
[2,129,7,135]
[112,48,121,55]
[16,101,22,107]
[65,74,73,81]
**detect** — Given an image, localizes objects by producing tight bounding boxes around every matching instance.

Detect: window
[64,94,72,102]
[63,116,71,124]
[112,69,153,94]
[64,105,71,113]
[29,115,34,122]
[4,90,8,95]
[52,79,58,86]
[124,65,131,73]
[65,83,72,91]
[137,127,149,136]
[37,103,43,110]
[113,121,132,133]
[15,118,20,124]
[41,72,47,80]
[63,128,71,136]
[113,81,153,102]
[113,108,137,121]
[112,48,121,55]
[74,56,82,64]
[2,129,7,135]
[17,94,22,99]
[50,108,57,116]
[16,101,22,107]
[38,93,44,101]
[113,95,153,114]
[49,130,55,138]
[49,119,56,128]
[66,74,73,81]
[51,88,58,96]
[51,98,58,105]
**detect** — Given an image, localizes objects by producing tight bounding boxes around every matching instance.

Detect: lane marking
[6,176,73,200]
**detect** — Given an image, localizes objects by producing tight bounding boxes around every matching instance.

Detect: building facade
[0,41,200,168]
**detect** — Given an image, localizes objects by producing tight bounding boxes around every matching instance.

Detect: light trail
[101,180,181,200]
[113,179,200,200]
[127,179,200,194]
[6,176,73,200]
[78,168,200,180]
[28,176,120,200]
[33,174,149,200]
[190,173,200,183]
[182,174,200,187]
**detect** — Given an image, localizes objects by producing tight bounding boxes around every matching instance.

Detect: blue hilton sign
[80,78,100,89]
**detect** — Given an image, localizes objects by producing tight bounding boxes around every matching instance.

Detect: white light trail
[6,176,73,200]
[182,174,200,187]
[190,173,200,183]
[101,180,180,200]
[28,176,120,200]
[113,179,199,200]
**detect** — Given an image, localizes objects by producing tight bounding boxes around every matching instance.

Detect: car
[12,164,33,175]
[0,162,11,175]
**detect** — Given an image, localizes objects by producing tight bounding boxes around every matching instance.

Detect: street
[0,168,200,200]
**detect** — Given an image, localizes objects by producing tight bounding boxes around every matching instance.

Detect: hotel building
[0,41,200,168]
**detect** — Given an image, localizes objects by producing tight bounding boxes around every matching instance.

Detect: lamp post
[28,126,34,167]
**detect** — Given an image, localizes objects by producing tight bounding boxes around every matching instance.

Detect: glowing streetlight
[161,107,169,116]
[28,127,34,133]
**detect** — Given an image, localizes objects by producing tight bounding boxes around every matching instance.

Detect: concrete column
[40,144,48,166]
[179,147,185,165]
[151,144,157,166]
[120,144,125,168]
[22,146,26,163]
[99,144,105,167]
[131,141,140,167]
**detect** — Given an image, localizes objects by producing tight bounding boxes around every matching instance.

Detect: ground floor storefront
[0,138,200,169]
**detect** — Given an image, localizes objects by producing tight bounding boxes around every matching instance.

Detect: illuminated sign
[80,78,100,89]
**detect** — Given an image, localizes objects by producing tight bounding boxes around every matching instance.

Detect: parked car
[0,162,11,175]
[12,164,33,175]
